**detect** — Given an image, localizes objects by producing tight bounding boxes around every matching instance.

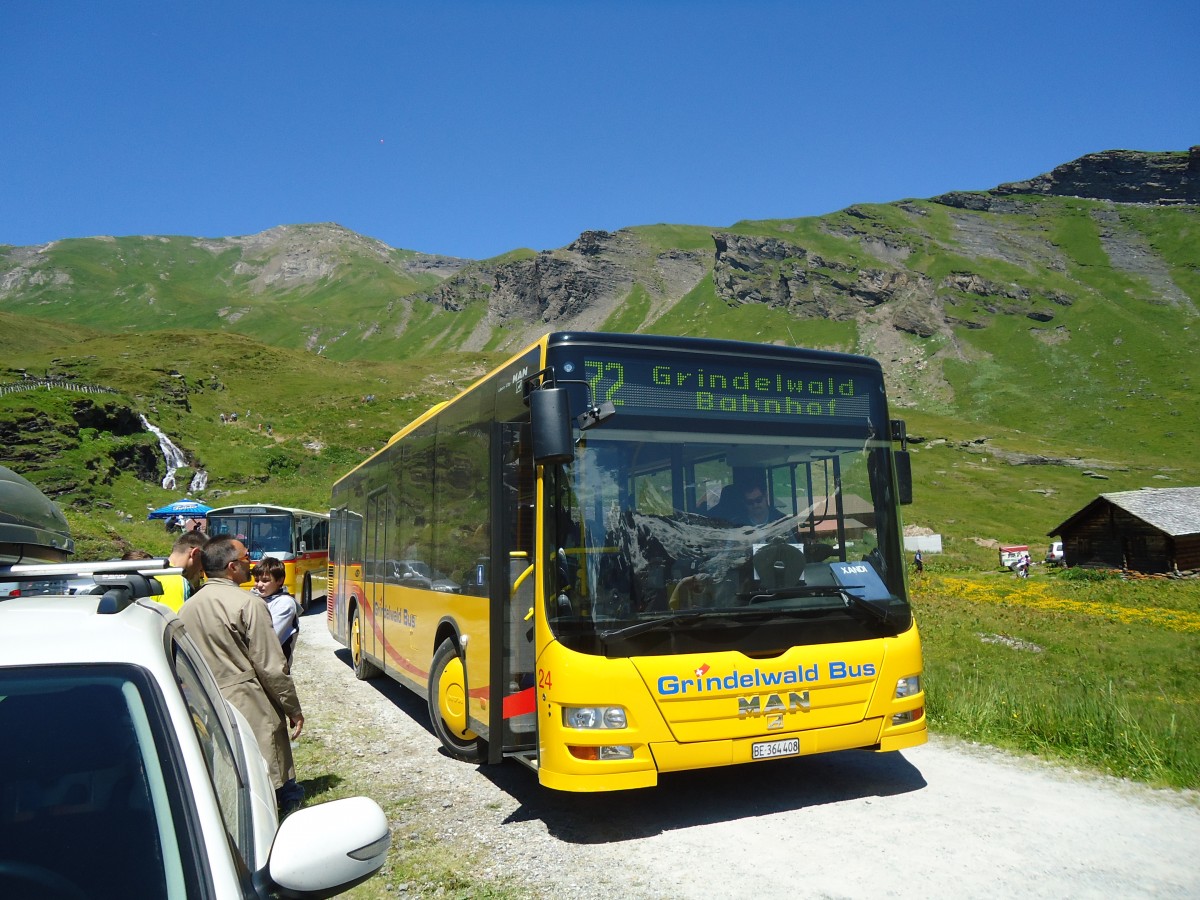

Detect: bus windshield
[207,513,295,560]
[545,425,910,655]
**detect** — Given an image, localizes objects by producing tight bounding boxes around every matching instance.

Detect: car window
[0,665,195,899]
[172,641,253,866]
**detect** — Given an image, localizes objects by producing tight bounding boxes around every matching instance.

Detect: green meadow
[915,565,1200,789]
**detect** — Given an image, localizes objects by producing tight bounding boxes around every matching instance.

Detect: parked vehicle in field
[1045,541,1065,566]
[999,545,1030,570]
[0,574,390,898]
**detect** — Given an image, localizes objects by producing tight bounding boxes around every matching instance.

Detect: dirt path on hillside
[291,608,1200,899]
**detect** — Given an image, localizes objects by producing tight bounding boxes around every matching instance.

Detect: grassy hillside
[0,322,504,557]
[0,227,452,362]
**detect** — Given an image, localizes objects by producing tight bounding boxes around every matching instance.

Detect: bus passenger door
[329,508,347,633]
[494,421,537,758]
[366,488,389,671]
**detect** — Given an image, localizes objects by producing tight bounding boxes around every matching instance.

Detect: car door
[171,629,277,878]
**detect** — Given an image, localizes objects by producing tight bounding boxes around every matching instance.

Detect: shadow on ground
[332,647,437,737]
[298,772,344,803]
[478,744,927,843]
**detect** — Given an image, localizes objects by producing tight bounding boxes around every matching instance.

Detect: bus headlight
[563,706,628,729]
[892,675,923,725]
[568,745,634,760]
[894,675,921,699]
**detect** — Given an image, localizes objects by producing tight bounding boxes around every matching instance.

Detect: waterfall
[140,415,188,490]
[189,469,208,492]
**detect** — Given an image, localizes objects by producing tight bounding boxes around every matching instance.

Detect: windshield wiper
[596,610,716,641]
[747,584,891,624]
[839,587,892,624]
[597,606,831,644]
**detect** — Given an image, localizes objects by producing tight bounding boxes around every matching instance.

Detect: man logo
[738,691,811,720]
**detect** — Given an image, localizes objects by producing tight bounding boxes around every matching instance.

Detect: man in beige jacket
[178,534,305,813]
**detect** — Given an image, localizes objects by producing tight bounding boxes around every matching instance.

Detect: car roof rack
[4,558,172,578]
[1,558,176,613]
[93,572,165,614]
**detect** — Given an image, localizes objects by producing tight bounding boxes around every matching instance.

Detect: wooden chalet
[1048,487,1200,574]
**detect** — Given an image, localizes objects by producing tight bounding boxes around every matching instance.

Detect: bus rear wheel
[428,639,484,762]
[349,606,381,680]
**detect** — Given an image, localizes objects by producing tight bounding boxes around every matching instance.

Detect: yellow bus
[328,332,925,791]
[205,504,329,610]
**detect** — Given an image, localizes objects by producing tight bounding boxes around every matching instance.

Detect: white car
[0,573,389,899]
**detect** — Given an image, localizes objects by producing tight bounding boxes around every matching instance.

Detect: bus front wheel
[350,607,381,680]
[300,574,313,613]
[429,639,484,762]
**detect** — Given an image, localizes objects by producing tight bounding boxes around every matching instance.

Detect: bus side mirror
[531,387,575,465]
[895,450,913,505]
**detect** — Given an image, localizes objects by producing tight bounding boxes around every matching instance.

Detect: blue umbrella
[148,499,212,520]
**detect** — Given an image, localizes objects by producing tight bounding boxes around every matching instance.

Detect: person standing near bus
[253,556,300,672]
[178,536,306,814]
[156,530,207,610]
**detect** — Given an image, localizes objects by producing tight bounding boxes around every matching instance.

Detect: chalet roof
[1051,487,1200,538]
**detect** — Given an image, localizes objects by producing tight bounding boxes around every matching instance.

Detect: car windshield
[544,426,911,656]
[0,665,195,899]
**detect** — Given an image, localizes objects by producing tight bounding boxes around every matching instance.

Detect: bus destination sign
[576,356,876,424]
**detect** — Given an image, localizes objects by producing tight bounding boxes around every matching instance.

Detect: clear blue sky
[3,1,1197,260]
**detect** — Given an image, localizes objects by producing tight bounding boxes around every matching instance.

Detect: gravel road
[292,608,1200,899]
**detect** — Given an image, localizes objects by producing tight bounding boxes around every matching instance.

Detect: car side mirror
[267,797,390,897]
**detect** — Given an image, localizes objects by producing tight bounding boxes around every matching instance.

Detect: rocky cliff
[424,229,708,349]
[415,149,1197,355]
[935,147,1200,210]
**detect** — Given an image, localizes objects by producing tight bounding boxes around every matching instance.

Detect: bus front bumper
[536,716,927,792]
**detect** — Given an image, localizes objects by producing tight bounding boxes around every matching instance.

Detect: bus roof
[206,504,329,519]
[332,331,886,489]
[546,331,882,369]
